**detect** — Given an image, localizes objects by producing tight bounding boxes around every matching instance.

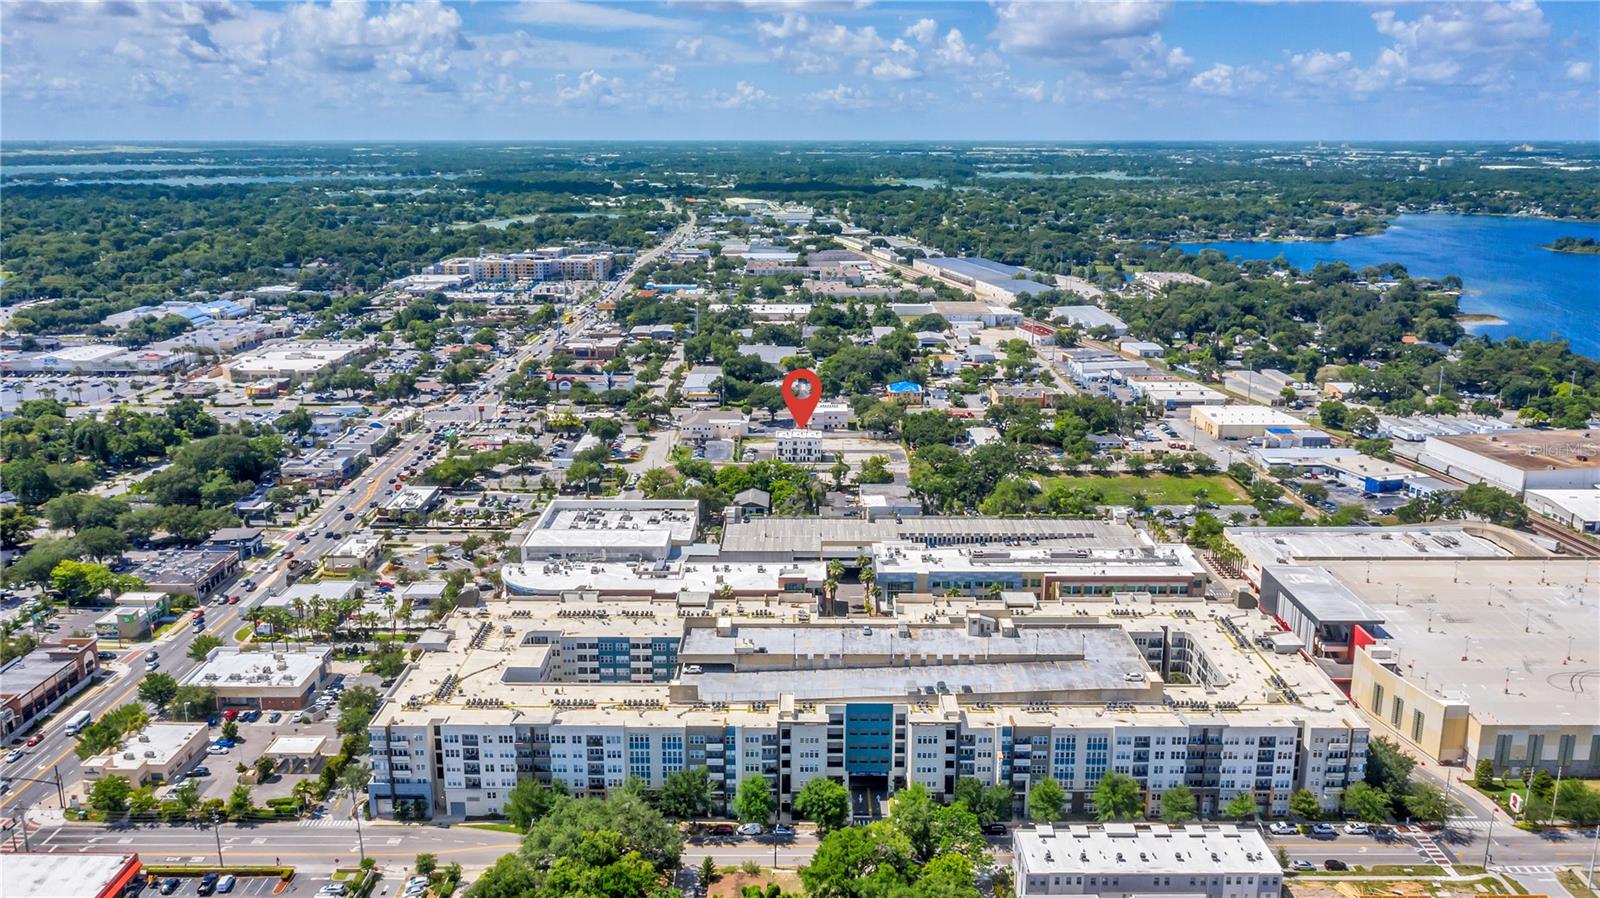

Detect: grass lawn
[1559,870,1598,898]
[1044,473,1248,506]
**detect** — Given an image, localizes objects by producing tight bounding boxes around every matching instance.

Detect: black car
[158,878,181,895]
[981,823,1008,836]
[198,872,219,895]
[1323,859,1349,872]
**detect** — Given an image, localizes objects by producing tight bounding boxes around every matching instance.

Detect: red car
[24,735,42,747]
[228,595,241,605]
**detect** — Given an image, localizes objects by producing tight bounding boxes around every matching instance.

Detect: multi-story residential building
[431,249,613,283]
[366,588,1367,821]
[775,429,822,463]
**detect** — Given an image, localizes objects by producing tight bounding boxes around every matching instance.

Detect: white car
[736,823,764,836]
[4,750,23,764]
[1342,822,1370,835]
[1268,822,1298,835]
[206,744,230,755]
[1289,860,1315,872]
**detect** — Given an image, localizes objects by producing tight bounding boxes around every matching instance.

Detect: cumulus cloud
[1188,63,1266,97]
[991,1,1170,58]
[708,80,773,108]
[903,17,936,44]
[556,69,626,106]
[807,82,876,109]
[1567,60,1595,82]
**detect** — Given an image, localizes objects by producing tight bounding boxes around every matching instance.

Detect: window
[1411,710,1425,742]
[1371,683,1384,711]
[1390,696,1404,728]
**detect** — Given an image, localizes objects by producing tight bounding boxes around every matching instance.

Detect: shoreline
[1456,313,1508,326]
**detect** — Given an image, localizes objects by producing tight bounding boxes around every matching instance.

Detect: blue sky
[2,1,1596,141]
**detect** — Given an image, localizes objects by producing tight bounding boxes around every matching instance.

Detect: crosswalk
[1496,865,1556,875]
[296,818,358,829]
[1446,816,1492,831]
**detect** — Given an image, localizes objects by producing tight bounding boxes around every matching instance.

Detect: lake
[1178,214,1600,358]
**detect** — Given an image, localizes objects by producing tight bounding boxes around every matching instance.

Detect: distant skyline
[2,0,1597,142]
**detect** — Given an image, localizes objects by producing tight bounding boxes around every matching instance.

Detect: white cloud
[871,58,918,81]
[708,80,772,108]
[556,69,626,106]
[991,1,1170,58]
[1188,63,1265,97]
[1567,60,1595,82]
[507,0,692,31]
[932,28,976,67]
[277,0,470,88]
[807,82,876,109]
[1015,80,1046,102]
[652,63,679,82]
[903,18,936,44]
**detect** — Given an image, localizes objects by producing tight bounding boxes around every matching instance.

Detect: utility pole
[1481,809,1495,869]
[1549,765,1563,826]
[211,812,224,867]
[1587,823,1599,890]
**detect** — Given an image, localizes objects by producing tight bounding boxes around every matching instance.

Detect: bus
[65,710,92,736]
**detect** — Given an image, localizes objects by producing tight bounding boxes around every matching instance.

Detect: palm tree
[383,594,397,635]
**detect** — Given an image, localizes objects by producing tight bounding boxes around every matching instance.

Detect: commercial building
[519,499,701,563]
[1013,824,1281,898]
[775,429,823,463]
[913,257,1056,302]
[200,526,266,560]
[1421,429,1600,494]
[1127,376,1227,411]
[182,646,332,710]
[1119,340,1165,358]
[1224,369,1301,406]
[7,853,144,898]
[81,722,209,785]
[0,637,99,737]
[682,365,723,403]
[680,410,748,442]
[257,581,364,614]
[1325,558,1600,776]
[1322,455,1416,493]
[0,343,188,376]
[1524,487,1600,533]
[1062,349,1152,385]
[379,486,444,523]
[1049,306,1128,337]
[1223,523,1532,592]
[871,541,1207,600]
[810,403,853,431]
[1188,406,1304,440]
[366,589,1367,821]
[502,558,825,600]
[325,534,383,573]
[1135,272,1210,290]
[927,301,1026,328]
[131,549,241,598]
[224,339,373,383]
[721,517,1151,563]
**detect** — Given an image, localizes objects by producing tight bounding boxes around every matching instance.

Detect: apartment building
[366,591,1366,821]
[432,249,613,283]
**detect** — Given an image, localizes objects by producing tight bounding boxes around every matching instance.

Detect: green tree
[1472,759,1495,789]
[794,777,851,832]
[226,784,254,820]
[659,766,715,822]
[1224,792,1259,821]
[415,853,437,876]
[137,672,179,713]
[1341,782,1391,823]
[800,821,916,898]
[1365,738,1416,802]
[187,635,223,661]
[505,778,568,831]
[1402,782,1454,827]
[1027,776,1066,823]
[0,506,39,548]
[734,775,775,825]
[1555,780,1600,826]
[1289,788,1323,821]
[1159,784,1198,824]
[254,754,276,783]
[49,559,140,606]
[952,777,1012,825]
[89,775,132,815]
[464,853,538,898]
[521,791,682,873]
[1091,771,1142,822]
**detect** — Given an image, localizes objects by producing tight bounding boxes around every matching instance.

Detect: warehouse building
[1524,487,1600,533]
[1421,429,1600,495]
[518,498,700,563]
[1189,406,1304,440]
[1048,305,1128,337]
[224,339,373,384]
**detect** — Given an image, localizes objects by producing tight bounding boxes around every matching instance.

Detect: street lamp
[210,812,224,867]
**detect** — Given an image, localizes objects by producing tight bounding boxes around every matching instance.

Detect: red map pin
[781,368,822,428]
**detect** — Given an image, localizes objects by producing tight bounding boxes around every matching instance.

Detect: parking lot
[135,873,345,897]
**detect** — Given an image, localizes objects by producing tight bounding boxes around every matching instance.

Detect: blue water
[1179,214,1600,358]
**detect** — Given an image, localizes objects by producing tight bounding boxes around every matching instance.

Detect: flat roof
[6,852,141,898]
[259,580,362,609]
[1190,405,1303,426]
[1264,565,1383,624]
[503,559,824,596]
[523,498,699,551]
[0,642,89,699]
[88,723,204,772]
[1526,488,1600,520]
[1433,429,1600,472]
[721,517,1145,558]
[1323,558,1600,726]
[182,647,328,690]
[1227,524,1513,568]
[1015,824,1278,877]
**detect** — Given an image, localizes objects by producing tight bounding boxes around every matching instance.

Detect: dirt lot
[709,869,805,898]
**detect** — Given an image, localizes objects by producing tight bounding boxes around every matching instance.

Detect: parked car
[216,875,236,894]
[1310,823,1337,837]
[736,823,763,836]
[771,824,795,836]
[159,878,181,895]
[1288,860,1315,872]
[1342,822,1369,835]
[1324,859,1349,871]
[1268,822,1298,835]
[198,872,220,895]
[981,823,1008,836]
[190,766,211,777]
[708,823,736,836]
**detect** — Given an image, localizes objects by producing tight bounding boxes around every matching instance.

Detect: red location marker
[781,368,822,428]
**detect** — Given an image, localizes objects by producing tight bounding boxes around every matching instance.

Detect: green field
[1043,474,1247,506]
